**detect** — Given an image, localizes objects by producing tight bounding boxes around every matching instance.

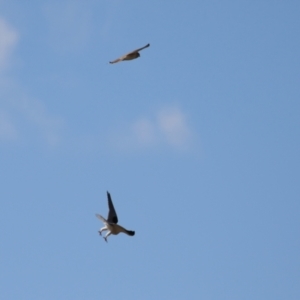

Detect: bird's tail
[126,230,135,236]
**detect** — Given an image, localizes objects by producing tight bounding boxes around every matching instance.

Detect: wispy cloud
[111,106,194,152]
[0,18,18,71]
[157,107,192,149]
[0,110,18,141]
[0,17,64,147]
[99,0,122,38]
[1,85,64,147]
[10,95,64,147]
[43,1,92,54]
[132,118,156,146]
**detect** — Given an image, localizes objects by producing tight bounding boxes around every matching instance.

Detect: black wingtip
[128,231,135,236]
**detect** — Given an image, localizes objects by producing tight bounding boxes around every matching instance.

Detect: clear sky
[0,1,299,299]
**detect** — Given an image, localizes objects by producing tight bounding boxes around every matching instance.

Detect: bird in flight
[96,191,135,242]
[109,43,150,64]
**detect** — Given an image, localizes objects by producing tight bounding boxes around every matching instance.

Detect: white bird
[96,191,135,242]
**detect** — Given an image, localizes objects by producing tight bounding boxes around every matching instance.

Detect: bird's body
[109,43,150,64]
[96,192,135,242]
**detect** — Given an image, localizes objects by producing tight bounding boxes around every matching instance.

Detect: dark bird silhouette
[96,192,135,242]
[109,43,150,64]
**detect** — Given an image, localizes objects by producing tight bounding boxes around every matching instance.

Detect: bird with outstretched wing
[96,191,135,242]
[109,43,150,64]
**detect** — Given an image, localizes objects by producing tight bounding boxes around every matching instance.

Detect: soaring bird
[109,43,150,64]
[96,192,135,242]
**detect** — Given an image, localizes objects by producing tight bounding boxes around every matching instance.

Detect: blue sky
[0,1,299,299]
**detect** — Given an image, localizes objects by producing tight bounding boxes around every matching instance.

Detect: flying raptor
[109,43,150,64]
[96,192,135,242]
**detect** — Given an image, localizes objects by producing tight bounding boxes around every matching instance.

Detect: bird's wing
[95,214,107,223]
[109,57,122,64]
[109,44,150,64]
[107,191,118,224]
[129,43,150,54]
